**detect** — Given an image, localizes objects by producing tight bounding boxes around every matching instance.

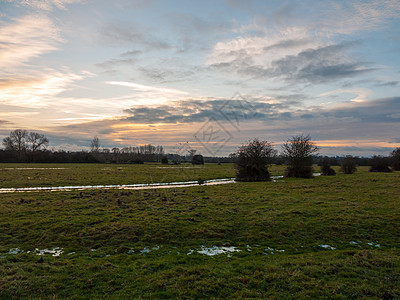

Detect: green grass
[1,164,400,298]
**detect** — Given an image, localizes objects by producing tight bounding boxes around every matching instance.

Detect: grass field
[1,163,399,298]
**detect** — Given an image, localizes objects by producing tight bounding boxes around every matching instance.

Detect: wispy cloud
[96,50,142,70]
[0,69,87,107]
[5,0,83,11]
[105,81,190,105]
[319,0,400,34]
[0,15,62,68]
[99,22,171,50]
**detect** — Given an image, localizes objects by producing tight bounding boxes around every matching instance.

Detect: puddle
[8,248,24,254]
[0,178,236,193]
[367,242,380,248]
[264,247,285,254]
[35,247,63,257]
[196,246,240,256]
[156,167,204,169]
[318,244,336,250]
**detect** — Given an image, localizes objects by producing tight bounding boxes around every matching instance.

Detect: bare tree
[2,129,49,162]
[90,136,101,153]
[27,132,49,152]
[235,138,276,181]
[282,134,319,178]
[341,155,357,174]
[2,129,28,152]
[187,149,197,160]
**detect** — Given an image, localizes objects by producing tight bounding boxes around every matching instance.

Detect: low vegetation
[341,155,357,174]
[369,155,392,172]
[282,135,319,178]
[320,157,336,176]
[234,139,276,181]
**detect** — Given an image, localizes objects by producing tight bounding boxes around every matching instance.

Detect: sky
[0,0,399,156]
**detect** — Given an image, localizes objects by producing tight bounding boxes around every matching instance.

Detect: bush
[235,138,276,182]
[320,157,336,176]
[192,154,204,165]
[369,155,392,172]
[341,156,357,174]
[391,148,400,171]
[282,135,319,178]
[161,156,169,164]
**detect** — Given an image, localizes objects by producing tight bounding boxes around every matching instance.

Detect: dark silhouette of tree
[282,134,319,178]
[2,129,50,162]
[235,138,276,181]
[369,155,392,172]
[187,149,197,161]
[192,154,204,165]
[161,156,169,164]
[2,129,28,152]
[320,156,336,176]
[391,148,400,171]
[341,155,357,174]
[28,132,49,152]
[90,136,101,153]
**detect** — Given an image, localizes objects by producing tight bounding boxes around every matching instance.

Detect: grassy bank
[0,164,399,298]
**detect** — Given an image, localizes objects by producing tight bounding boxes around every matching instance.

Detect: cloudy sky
[1,0,399,156]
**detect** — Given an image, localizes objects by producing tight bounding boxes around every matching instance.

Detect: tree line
[1,130,400,171]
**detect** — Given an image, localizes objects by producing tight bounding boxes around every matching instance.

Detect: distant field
[1,164,399,298]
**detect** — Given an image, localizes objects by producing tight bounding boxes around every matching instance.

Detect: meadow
[0,163,399,298]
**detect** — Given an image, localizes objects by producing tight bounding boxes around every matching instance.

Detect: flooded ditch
[0,178,236,193]
[0,173,321,194]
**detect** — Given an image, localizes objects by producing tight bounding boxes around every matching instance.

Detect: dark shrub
[161,156,169,164]
[320,157,336,176]
[369,155,392,172]
[192,154,204,165]
[341,156,357,174]
[235,138,276,182]
[391,148,400,171]
[282,135,319,178]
